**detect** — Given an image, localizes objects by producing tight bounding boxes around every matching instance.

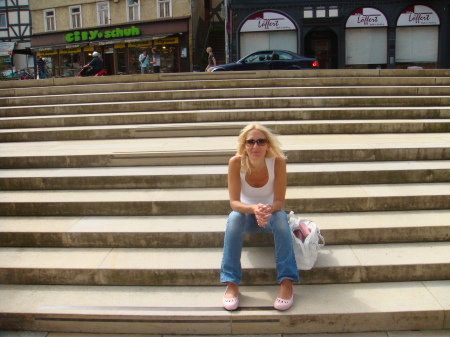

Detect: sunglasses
[245,138,268,146]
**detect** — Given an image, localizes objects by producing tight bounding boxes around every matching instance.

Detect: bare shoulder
[229,155,241,166]
[274,156,286,166]
[274,156,287,174]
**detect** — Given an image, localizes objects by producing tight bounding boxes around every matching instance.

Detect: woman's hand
[254,203,273,227]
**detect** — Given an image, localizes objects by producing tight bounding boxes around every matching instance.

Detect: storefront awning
[0,42,16,56]
[31,43,88,52]
[89,34,170,46]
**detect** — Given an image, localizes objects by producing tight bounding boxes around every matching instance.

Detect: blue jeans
[220,210,299,285]
[39,70,47,79]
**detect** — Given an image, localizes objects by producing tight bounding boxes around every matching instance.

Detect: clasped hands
[254,203,273,228]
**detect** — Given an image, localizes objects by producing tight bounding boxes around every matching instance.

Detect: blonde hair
[206,47,212,53]
[236,123,286,173]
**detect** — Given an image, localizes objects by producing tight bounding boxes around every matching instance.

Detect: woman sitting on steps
[221,123,299,311]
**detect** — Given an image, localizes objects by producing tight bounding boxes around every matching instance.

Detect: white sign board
[240,11,296,32]
[397,5,440,26]
[346,7,388,28]
[0,42,16,56]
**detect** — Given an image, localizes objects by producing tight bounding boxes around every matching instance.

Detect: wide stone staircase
[0,70,449,336]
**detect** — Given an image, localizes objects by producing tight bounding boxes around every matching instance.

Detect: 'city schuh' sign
[66,26,141,42]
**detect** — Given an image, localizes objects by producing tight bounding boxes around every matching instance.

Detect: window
[277,51,294,60]
[329,6,339,17]
[304,5,339,18]
[44,9,56,31]
[69,6,82,29]
[0,13,6,28]
[97,2,109,25]
[127,0,139,22]
[157,0,171,18]
[303,7,313,19]
[316,6,326,18]
[244,52,274,63]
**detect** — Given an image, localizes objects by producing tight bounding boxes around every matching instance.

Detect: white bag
[288,211,325,270]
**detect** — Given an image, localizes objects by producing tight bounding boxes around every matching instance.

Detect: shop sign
[346,7,388,28]
[60,47,81,54]
[0,42,15,56]
[114,43,126,49]
[240,11,296,32]
[128,40,152,47]
[37,50,58,56]
[397,5,440,26]
[154,37,179,45]
[65,26,140,42]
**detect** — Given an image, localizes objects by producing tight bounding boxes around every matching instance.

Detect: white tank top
[240,157,275,205]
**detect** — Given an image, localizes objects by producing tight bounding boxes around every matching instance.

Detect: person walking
[36,55,48,79]
[151,48,160,73]
[221,123,299,311]
[139,50,150,74]
[205,47,216,72]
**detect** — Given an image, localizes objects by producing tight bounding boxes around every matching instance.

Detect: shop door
[103,52,114,75]
[305,28,338,69]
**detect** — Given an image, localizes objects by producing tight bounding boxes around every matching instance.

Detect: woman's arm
[228,156,258,214]
[270,156,287,212]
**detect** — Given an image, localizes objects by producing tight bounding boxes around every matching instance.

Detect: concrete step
[2,120,450,142]
[1,210,448,248]
[2,77,450,98]
[1,161,449,190]
[3,86,450,107]
[0,183,449,216]
[1,68,450,90]
[1,133,449,168]
[2,96,450,118]
[26,330,450,337]
[0,242,449,285]
[2,107,449,129]
[0,281,448,333]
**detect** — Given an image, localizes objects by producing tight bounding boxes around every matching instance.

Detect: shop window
[159,45,177,73]
[0,1,5,6]
[44,9,56,32]
[69,6,82,29]
[346,28,387,68]
[395,26,438,69]
[157,0,171,18]
[127,0,139,22]
[128,46,142,74]
[0,13,6,28]
[59,51,83,77]
[97,2,109,26]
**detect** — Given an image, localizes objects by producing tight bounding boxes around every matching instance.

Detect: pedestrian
[151,48,160,73]
[36,55,48,79]
[139,50,150,74]
[205,47,216,72]
[221,123,299,311]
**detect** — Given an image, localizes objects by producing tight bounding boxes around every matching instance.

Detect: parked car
[208,50,319,72]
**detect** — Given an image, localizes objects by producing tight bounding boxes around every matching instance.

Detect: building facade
[225,0,449,69]
[29,0,207,77]
[0,0,32,76]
